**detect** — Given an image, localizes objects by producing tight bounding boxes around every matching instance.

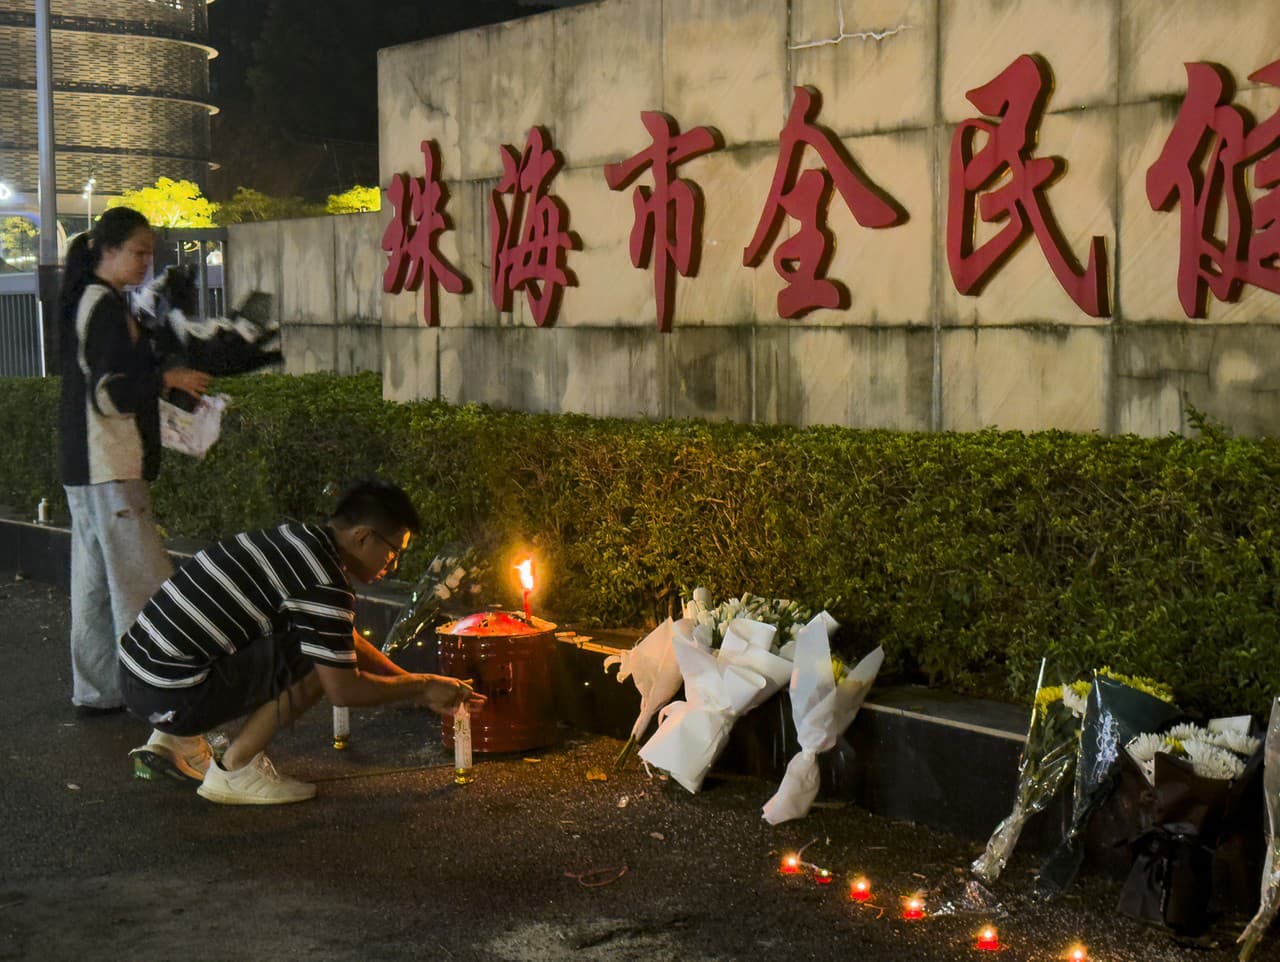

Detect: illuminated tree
[215,187,323,224]
[0,215,37,269]
[326,185,381,214]
[107,178,219,228]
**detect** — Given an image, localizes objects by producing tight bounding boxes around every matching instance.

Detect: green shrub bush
[3,371,1277,718]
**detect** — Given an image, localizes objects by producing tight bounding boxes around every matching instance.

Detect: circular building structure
[0,0,217,220]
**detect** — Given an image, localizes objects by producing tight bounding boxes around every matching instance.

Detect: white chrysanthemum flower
[1183,739,1246,780]
[1209,729,1261,758]
[1061,686,1089,718]
[1166,722,1204,741]
[1125,732,1170,785]
[1126,732,1167,765]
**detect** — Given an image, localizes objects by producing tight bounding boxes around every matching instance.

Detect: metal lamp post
[35,0,59,375]
[82,176,95,231]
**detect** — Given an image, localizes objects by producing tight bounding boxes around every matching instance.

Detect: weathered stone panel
[226,220,281,323]
[790,0,938,137]
[940,326,1108,432]
[279,217,337,327]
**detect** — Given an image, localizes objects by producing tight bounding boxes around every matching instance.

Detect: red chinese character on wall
[1147,60,1280,318]
[604,113,720,332]
[745,87,905,319]
[489,127,577,327]
[381,140,469,326]
[947,54,1110,317]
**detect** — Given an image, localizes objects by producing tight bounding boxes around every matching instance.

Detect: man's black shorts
[121,632,315,736]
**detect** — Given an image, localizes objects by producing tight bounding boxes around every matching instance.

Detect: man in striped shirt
[120,479,485,805]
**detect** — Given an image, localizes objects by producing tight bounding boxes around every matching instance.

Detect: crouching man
[119,479,485,805]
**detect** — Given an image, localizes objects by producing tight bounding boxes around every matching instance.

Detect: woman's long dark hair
[58,205,151,332]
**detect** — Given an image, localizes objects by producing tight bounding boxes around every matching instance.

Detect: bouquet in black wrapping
[1037,671,1182,895]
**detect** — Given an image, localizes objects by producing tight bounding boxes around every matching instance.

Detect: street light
[0,181,11,201]
[81,176,95,231]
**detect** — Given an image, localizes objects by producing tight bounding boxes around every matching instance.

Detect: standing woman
[58,206,210,711]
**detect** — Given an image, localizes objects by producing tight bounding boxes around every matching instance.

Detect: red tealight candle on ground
[849,876,871,902]
[976,926,1000,951]
[779,853,801,875]
[902,896,925,920]
[814,868,833,885]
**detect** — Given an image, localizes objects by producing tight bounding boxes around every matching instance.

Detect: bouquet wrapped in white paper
[762,612,883,824]
[638,617,793,793]
[604,618,684,768]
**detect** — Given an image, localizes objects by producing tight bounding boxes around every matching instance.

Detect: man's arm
[352,630,407,677]
[313,661,482,715]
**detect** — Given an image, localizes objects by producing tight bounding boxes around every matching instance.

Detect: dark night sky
[205,0,573,200]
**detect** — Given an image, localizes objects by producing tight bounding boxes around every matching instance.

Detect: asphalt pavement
[0,578,1268,962]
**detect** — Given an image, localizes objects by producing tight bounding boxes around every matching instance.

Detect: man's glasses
[368,529,405,573]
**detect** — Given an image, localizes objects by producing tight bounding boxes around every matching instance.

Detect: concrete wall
[268,0,1280,437]
[227,213,383,377]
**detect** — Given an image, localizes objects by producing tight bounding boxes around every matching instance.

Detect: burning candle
[779,853,801,875]
[849,876,871,902]
[976,926,999,951]
[515,558,534,619]
[1064,945,1088,962]
[901,896,925,920]
[814,868,833,885]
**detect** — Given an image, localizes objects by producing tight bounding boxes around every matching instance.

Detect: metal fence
[0,228,229,380]
[0,273,43,377]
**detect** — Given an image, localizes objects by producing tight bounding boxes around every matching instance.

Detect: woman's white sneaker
[196,752,316,805]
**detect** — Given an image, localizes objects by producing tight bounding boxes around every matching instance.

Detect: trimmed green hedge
[4,371,1278,718]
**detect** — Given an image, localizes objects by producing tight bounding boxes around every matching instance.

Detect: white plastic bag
[159,393,227,459]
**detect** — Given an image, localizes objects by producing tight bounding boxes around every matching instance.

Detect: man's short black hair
[330,479,421,536]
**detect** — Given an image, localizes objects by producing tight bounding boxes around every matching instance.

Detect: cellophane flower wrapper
[638,617,792,793]
[604,618,684,765]
[971,676,1083,884]
[381,549,489,657]
[1239,696,1280,962]
[762,611,883,825]
[1038,674,1182,895]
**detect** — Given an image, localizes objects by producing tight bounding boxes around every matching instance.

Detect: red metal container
[437,611,559,753]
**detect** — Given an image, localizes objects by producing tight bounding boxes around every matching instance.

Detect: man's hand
[418,675,487,716]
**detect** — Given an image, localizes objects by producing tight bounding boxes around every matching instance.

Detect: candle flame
[515,558,534,592]
[1065,946,1088,962]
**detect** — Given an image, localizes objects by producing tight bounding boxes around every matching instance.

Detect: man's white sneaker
[196,752,316,805]
[130,730,213,783]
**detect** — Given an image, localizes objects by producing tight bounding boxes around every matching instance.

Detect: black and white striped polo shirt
[120,522,357,689]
